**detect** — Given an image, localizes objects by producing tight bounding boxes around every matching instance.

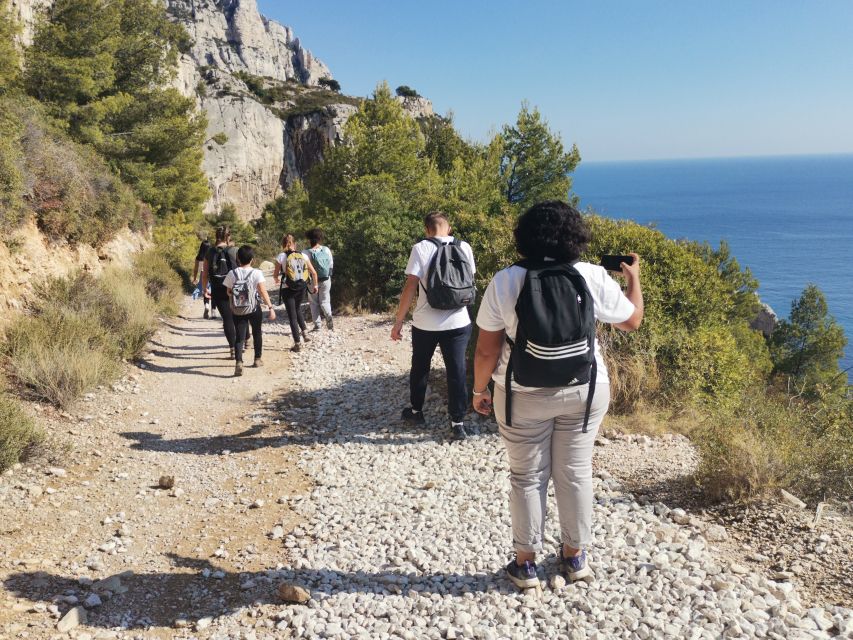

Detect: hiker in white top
[472,200,643,590]
[391,211,477,440]
[274,234,318,353]
[305,228,334,332]
[223,245,275,377]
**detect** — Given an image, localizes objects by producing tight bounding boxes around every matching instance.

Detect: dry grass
[0,391,44,472]
[133,251,183,315]
[3,260,182,408]
[5,310,121,407]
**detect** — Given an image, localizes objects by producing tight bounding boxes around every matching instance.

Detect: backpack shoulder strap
[423,237,442,248]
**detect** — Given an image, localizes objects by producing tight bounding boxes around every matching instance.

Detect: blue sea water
[572,154,853,373]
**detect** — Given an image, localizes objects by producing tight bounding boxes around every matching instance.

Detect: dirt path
[1,295,309,637]
[2,297,851,638]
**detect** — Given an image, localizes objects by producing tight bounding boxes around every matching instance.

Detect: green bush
[5,310,121,407]
[0,391,44,472]
[582,215,771,411]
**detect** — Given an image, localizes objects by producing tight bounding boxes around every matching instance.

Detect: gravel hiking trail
[2,295,852,639]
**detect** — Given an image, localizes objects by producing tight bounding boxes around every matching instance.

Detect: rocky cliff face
[165,0,356,219]
[12,0,434,220]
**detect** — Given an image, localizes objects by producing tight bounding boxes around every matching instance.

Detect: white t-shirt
[405,236,476,332]
[476,262,635,388]
[223,267,266,307]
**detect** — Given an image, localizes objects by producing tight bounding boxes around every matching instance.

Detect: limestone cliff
[11,0,434,221]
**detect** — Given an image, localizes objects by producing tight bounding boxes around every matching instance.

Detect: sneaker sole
[506,571,540,590]
[566,565,592,581]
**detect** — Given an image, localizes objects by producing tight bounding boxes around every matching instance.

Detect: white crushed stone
[265,318,853,639]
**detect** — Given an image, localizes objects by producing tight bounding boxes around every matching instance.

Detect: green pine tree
[500,103,580,210]
[25,0,209,216]
[770,284,847,394]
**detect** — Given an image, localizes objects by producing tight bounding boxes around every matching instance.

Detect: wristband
[472,388,489,396]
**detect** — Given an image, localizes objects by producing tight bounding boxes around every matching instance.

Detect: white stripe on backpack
[525,339,589,360]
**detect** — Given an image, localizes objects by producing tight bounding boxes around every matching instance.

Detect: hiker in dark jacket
[201,226,239,358]
[472,200,643,590]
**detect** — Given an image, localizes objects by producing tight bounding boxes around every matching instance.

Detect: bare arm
[273,261,281,285]
[192,260,201,284]
[472,328,504,415]
[614,253,644,332]
[391,275,420,341]
[257,281,276,320]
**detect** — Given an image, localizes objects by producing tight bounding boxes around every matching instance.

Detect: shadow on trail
[121,370,494,454]
[3,554,516,630]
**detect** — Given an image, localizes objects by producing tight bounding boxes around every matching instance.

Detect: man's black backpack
[422,237,476,310]
[210,246,234,296]
[505,260,598,431]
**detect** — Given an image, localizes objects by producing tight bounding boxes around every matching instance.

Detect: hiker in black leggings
[274,233,318,352]
[202,225,239,358]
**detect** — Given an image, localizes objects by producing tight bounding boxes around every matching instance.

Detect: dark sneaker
[505,559,540,589]
[451,422,468,440]
[326,317,334,331]
[252,358,263,368]
[291,342,302,353]
[312,324,322,332]
[401,408,425,424]
[302,332,311,343]
[559,547,591,581]
[234,362,243,377]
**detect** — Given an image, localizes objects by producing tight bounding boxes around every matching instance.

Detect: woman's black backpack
[505,260,598,431]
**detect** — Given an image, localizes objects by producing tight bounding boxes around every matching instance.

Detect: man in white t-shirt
[391,212,476,440]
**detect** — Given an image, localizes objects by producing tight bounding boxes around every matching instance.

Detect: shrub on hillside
[0,391,44,472]
[0,98,25,227]
[5,311,121,407]
[134,251,183,315]
[694,386,853,500]
[14,97,146,245]
[582,215,771,412]
[4,262,180,407]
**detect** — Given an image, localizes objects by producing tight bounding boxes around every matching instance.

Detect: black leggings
[234,307,263,363]
[212,295,236,348]
[281,287,307,342]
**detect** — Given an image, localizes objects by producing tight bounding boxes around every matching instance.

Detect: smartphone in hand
[600,254,635,272]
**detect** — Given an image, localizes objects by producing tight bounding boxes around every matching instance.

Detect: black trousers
[212,294,235,348]
[281,287,307,342]
[410,324,472,423]
[234,307,263,363]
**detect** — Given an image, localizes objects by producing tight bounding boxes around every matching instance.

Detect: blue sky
[258,1,853,162]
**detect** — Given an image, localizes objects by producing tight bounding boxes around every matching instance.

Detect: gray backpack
[421,238,476,310]
[230,268,259,316]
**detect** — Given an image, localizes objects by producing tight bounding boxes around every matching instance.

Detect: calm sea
[572,154,853,372]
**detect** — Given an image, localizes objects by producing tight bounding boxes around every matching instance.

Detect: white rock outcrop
[11,0,437,220]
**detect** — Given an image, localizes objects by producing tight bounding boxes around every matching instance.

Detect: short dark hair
[514,200,591,263]
[423,211,449,233]
[237,245,254,266]
[306,228,324,245]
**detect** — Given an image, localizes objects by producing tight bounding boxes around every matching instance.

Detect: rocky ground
[1,296,852,639]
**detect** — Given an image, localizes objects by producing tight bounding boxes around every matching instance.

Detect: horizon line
[580,151,853,165]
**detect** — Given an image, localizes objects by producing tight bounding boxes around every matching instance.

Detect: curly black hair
[306,227,325,245]
[514,200,591,263]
